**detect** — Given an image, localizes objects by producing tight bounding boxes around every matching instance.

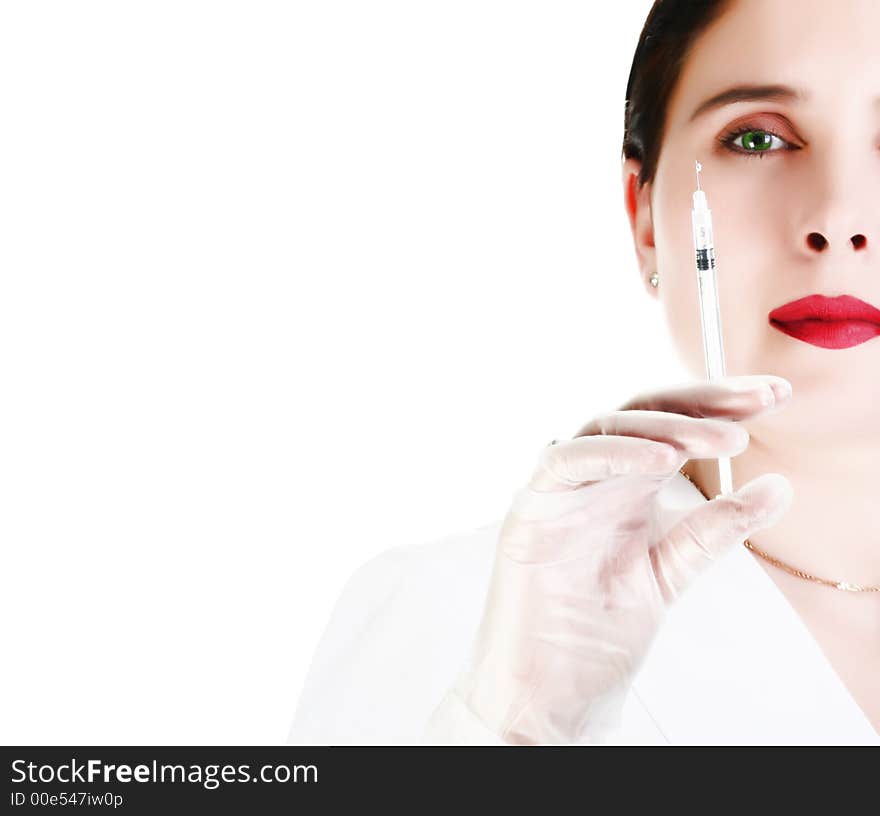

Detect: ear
[621,157,658,299]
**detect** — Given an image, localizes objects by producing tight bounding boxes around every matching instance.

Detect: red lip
[768,294,880,349]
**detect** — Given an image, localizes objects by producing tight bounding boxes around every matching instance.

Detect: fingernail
[769,378,792,401]
[756,385,775,406]
[733,425,750,448]
[740,473,794,526]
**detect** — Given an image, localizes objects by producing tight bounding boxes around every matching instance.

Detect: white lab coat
[287,471,879,745]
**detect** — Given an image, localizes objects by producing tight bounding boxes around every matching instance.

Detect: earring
[649,272,659,288]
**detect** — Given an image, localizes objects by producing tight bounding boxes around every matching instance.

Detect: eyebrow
[689,84,809,122]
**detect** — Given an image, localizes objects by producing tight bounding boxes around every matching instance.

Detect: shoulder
[350,519,501,588]
[287,520,502,745]
[342,468,703,610]
[330,520,502,631]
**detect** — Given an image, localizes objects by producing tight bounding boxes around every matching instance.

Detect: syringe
[691,160,733,497]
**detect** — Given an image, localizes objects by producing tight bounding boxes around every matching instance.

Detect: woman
[287,0,880,745]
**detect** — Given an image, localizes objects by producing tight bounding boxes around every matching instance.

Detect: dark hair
[622,0,733,190]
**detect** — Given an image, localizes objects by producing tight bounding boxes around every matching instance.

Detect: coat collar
[631,471,880,744]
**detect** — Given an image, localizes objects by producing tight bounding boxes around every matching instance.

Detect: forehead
[664,0,880,131]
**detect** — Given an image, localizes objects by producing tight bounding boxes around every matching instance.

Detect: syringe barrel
[695,264,727,381]
[692,207,715,260]
[691,185,733,496]
[691,206,726,382]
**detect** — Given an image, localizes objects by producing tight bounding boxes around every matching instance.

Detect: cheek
[654,191,775,379]
[712,202,782,370]
[652,208,706,377]
[659,272,705,377]
[656,236,768,379]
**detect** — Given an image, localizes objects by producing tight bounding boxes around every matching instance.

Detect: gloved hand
[447,374,794,745]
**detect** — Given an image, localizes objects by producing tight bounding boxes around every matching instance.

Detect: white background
[0,0,693,744]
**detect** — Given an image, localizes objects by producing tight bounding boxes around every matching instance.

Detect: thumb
[652,473,794,603]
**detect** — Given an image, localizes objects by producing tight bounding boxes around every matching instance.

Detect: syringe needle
[695,159,702,190]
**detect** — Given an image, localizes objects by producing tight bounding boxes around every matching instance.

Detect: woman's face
[624,0,880,445]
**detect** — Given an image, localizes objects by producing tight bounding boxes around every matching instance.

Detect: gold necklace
[678,468,880,594]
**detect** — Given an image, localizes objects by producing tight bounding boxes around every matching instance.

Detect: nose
[805,231,868,252]
[799,151,875,257]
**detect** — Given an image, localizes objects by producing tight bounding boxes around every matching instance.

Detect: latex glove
[439,374,794,745]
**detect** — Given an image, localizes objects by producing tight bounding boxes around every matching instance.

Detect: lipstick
[768,294,880,349]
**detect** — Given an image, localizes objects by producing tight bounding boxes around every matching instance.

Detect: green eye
[739,131,773,152]
[719,125,791,159]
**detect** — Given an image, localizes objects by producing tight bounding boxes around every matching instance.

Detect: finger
[573,410,750,460]
[651,473,793,603]
[528,435,681,492]
[615,374,792,420]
